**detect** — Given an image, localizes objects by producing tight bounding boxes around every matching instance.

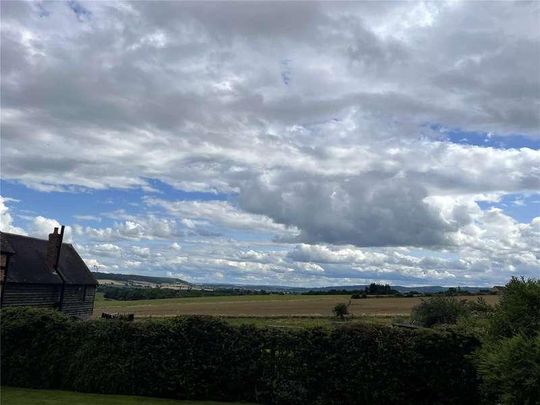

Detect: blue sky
[431,124,540,150]
[1,179,230,228]
[1,1,539,287]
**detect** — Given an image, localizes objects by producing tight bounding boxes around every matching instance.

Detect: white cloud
[0,196,26,234]
[145,198,296,236]
[2,2,538,193]
[75,216,181,242]
[30,216,72,242]
[1,1,539,285]
[84,258,108,272]
[131,246,150,258]
[90,243,122,257]
[73,214,101,222]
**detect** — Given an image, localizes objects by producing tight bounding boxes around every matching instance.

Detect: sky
[1,0,539,287]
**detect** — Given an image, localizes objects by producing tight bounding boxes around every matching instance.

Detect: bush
[1,307,480,405]
[488,277,540,339]
[466,297,494,315]
[476,334,540,405]
[411,296,470,327]
[333,303,349,319]
[475,277,540,405]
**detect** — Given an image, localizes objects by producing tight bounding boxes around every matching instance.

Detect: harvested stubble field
[93,293,499,321]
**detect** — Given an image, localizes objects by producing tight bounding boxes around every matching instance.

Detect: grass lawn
[0,387,257,405]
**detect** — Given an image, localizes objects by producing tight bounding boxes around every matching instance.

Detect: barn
[0,226,97,319]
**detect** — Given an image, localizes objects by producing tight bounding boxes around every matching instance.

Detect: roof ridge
[1,231,72,246]
[1,231,47,242]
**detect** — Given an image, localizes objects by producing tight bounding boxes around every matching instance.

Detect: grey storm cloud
[239,170,452,247]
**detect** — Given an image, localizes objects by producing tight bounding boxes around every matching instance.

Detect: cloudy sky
[1,1,539,287]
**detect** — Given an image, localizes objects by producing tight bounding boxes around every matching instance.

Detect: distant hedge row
[1,307,480,405]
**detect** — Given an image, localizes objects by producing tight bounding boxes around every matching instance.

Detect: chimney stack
[46,226,64,273]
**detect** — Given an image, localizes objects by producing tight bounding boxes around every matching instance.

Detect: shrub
[466,296,494,315]
[488,277,540,339]
[1,307,481,405]
[475,277,540,405]
[333,303,349,319]
[411,296,469,327]
[476,334,540,405]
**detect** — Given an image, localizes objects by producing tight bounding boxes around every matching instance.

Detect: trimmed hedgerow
[1,307,480,405]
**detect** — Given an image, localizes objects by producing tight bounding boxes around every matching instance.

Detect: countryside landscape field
[2,1,538,404]
[93,293,499,320]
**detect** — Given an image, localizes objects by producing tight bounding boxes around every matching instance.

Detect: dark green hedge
[1,307,480,405]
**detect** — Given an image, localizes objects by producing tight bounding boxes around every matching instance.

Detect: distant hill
[93,272,191,288]
[93,272,489,294]
[201,283,490,294]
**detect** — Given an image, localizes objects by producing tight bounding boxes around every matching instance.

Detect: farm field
[93,293,499,320]
[0,387,257,405]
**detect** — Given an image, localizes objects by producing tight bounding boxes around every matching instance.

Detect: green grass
[0,387,257,405]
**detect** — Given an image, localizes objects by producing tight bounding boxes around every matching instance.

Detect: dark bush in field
[412,296,495,328]
[1,307,480,405]
[411,296,470,327]
[332,303,349,319]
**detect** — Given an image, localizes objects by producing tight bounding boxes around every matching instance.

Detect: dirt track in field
[93,294,499,318]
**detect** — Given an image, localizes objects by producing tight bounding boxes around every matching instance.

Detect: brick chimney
[46,226,64,273]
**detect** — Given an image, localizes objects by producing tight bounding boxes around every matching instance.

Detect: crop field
[93,293,499,321]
